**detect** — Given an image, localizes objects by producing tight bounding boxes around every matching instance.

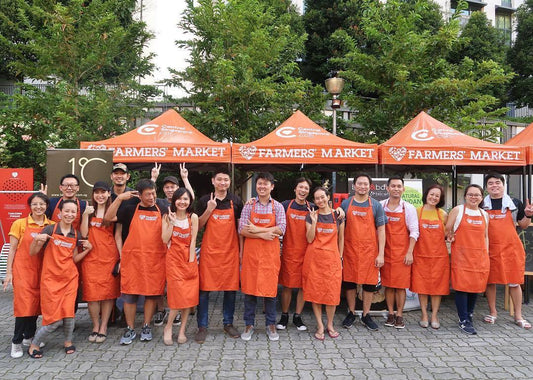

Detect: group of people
[4,164,532,359]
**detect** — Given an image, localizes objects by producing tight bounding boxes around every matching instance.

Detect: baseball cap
[163,176,179,185]
[112,163,128,173]
[93,181,111,192]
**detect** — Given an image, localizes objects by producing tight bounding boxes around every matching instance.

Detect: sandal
[88,331,98,342]
[327,329,340,338]
[95,333,107,343]
[64,345,76,354]
[515,319,532,330]
[483,315,497,324]
[314,331,325,341]
[27,348,43,359]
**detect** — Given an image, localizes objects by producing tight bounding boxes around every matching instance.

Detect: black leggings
[12,316,38,344]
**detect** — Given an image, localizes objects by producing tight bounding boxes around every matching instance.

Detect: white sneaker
[11,343,23,358]
[241,325,254,341]
[22,338,45,348]
[266,325,279,341]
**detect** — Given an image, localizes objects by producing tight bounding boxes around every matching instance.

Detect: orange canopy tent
[379,111,526,204]
[505,121,533,198]
[80,109,230,169]
[232,110,378,171]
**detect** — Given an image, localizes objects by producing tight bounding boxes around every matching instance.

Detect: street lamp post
[325,76,345,194]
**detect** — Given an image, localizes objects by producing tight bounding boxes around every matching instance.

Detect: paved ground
[1,287,532,379]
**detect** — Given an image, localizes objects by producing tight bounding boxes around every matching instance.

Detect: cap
[93,181,111,192]
[163,176,179,185]
[112,163,128,173]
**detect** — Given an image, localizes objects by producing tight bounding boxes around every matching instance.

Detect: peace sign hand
[179,162,188,179]
[207,192,217,212]
[525,199,533,218]
[151,162,161,182]
[308,206,318,224]
[167,206,177,223]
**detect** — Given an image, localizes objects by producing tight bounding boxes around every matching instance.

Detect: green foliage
[169,0,324,143]
[0,0,157,182]
[508,0,533,107]
[329,0,512,142]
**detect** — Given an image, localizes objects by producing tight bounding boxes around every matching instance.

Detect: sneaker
[459,320,477,335]
[241,325,254,341]
[173,312,182,326]
[223,324,240,338]
[385,313,396,327]
[394,316,405,329]
[22,338,45,348]
[153,310,166,326]
[11,343,23,358]
[140,324,152,341]
[276,313,288,330]
[120,327,136,345]
[342,311,356,329]
[293,314,308,331]
[195,327,208,344]
[361,314,379,331]
[266,325,279,341]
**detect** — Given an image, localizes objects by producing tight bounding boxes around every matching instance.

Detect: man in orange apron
[195,168,243,343]
[104,179,168,345]
[483,173,533,329]
[341,174,386,331]
[45,174,87,230]
[380,177,419,329]
[277,177,313,332]
[239,172,286,341]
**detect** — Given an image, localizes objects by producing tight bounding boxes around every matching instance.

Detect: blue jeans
[197,291,236,328]
[455,291,477,322]
[243,294,277,326]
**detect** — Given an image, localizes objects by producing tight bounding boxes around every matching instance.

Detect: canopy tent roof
[505,121,533,165]
[232,110,378,171]
[379,111,526,172]
[80,109,231,168]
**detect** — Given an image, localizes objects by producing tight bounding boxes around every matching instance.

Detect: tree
[329,0,512,142]
[168,0,323,143]
[0,0,157,182]
[508,0,533,107]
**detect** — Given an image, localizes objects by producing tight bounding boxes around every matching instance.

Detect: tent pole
[452,166,457,207]
[522,166,527,201]
[529,165,532,202]
[374,164,378,178]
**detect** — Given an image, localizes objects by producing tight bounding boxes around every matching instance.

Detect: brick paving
[1,288,532,379]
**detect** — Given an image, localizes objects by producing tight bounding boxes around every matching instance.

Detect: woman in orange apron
[445,184,489,335]
[411,185,449,329]
[302,187,344,340]
[4,193,53,358]
[80,182,120,344]
[162,188,199,345]
[27,200,92,358]
[277,177,312,331]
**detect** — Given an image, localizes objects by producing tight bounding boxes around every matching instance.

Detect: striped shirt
[238,197,286,235]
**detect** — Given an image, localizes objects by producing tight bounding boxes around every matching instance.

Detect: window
[496,13,512,46]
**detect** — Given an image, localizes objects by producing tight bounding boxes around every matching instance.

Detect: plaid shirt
[238,197,286,235]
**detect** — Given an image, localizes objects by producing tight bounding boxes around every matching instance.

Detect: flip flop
[483,315,497,324]
[95,333,107,343]
[314,331,325,341]
[515,319,532,330]
[64,345,76,354]
[27,348,43,359]
[327,329,340,338]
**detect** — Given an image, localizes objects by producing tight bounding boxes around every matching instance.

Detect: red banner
[0,169,33,243]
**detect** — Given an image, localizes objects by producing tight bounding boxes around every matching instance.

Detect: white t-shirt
[453,205,488,232]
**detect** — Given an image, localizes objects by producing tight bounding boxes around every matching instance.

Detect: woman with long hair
[445,184,489,335]
[302,187,344,340]
[162,188,199,345]
[80,181,120,344]
[411,184,449,329]
[4,193,53,358]
[27,200,92,358]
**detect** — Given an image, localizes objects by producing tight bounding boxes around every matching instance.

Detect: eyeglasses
[466,193,482,198]
[30,203,47,207]
[61,183,78,188]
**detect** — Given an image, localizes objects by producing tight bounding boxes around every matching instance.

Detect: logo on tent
[239,146,257,160]
[137,124,159,135]
[411,129,434,141]
[276,127,297,138]
[388,147,407,162]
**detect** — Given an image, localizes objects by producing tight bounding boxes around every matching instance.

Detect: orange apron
[199,200,239,291]
[451,208,489,293]
[302,212,341,306]
[81,217,120,301]
[410,208,450,295]
[343,197,379,285]
[12,218,44,317]
[241,199,281,297]
[40,225,78,325]
[121,204,166,296]
[382,202,411,288]
[166,215,199,309]
[279,200,309,288]
[52,198,82,230]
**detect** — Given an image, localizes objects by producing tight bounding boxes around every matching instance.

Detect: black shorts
[342,281,377,292]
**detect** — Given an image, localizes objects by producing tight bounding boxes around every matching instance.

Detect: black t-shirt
[41,224,81,250]
[116,198,168,242]
[196,192,243,230]
[488,197,525,221]
[305,211,342,227]
[282,199,315,213]
[110,186,134,202]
